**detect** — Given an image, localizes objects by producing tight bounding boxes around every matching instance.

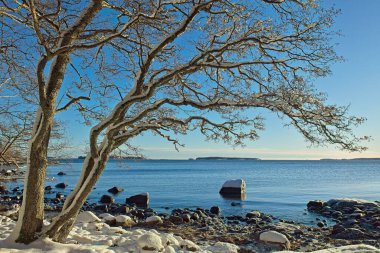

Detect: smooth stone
[260,230,290,248]
[55,183,67,188]
[107,186,124,194]
[76,211,101,223]
[246,211,261,218]
[145,215,163,225]
[126,192,149,208]
[137,233,163,251]
[115,215,135,226]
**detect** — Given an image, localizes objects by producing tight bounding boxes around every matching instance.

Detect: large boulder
[126,192,149,208]
[260,231,290,249]
[107,186,124,194]
[100,194,114,204]
[326,198,380,210]
[55,182,67,188]
[136,233,164,251]
[219,179,246,198]
[145,215,163,225]
[115,215,135,227]
[307,200,325,212]
[76,211,101,223]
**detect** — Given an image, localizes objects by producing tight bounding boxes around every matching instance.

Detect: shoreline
[1,169,380,252]
[1,187,380,252]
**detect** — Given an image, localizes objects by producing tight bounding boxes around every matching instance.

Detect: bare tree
[1,0,368,244]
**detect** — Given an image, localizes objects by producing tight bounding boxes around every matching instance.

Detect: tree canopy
[0,0,368,244]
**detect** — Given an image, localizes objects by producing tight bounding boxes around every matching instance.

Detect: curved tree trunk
[9,108,53,243]
[44,141,114,242]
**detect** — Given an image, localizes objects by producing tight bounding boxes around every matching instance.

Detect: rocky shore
[1,175,380,252]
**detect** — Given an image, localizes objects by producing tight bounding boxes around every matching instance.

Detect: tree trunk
[44,142,113,242]
[9,108,53,243]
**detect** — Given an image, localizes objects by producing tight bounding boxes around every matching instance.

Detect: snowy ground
[0,213,239,253]
[0,212,379,253]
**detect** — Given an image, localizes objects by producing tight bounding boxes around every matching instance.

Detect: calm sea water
[9,159,380,224]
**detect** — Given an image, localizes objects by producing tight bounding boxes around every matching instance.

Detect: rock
[246,211,261,218]
[169,215,183,224]
[57,171,66,176]
[259,230,290,248]
[182,214,191,223]
[219,179,246,198]
[76,211,101,223]
[94,204,108,212]
[317,221,324,228]
[181,239,200,252]
[145,215,163,225]
[115,215,135,226]
[0,204,20,216]
[0,184,7,194]
[333,228,367,240]
[231,202,241,206]
[56,193,64,199]
[107,186,124,194]
[206,242,240,253]
[191,213,199,220]
[55,182,67,188]
[45,185,53,191]
[137,233,163,251]
[327,198,380,210]
[114,205,131,214]
[307,200,325,211]
[163,246,176,253]
[103,214,116,226]
[273,244,380,253]
[100,195,114,204]
[210,206,221,215]
[126,192,149,208]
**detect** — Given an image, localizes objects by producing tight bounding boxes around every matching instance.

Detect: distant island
[77,156,145,160]
[320,158,380,161]
[194,157,260,160]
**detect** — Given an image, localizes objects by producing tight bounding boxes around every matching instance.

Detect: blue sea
[10,159,380,225]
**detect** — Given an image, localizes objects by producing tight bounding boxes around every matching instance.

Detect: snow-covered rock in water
[145,215,163,225]
[219,179,246,197]
[260,230,290,248]
[136,233,164,251]
[115,215,135,227]
[76,211,101,223]
[276,244,380,253]
[206,242,240,253]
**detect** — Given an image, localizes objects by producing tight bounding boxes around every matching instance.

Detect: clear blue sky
[59,0,380,160]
